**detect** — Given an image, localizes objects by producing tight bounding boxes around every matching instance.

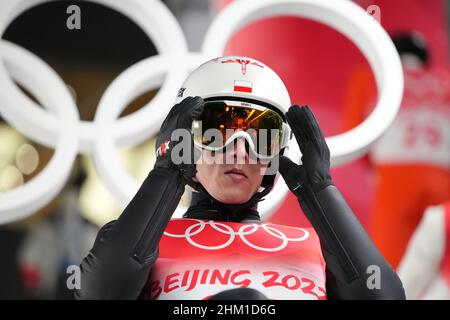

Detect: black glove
[154,96,204,183]
[279,105,332,194]
[278,105,405,300]
[75,97,205,299]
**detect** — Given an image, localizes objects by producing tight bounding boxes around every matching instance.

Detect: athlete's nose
[231,138,249,164]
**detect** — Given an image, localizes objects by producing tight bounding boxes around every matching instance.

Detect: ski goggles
[192,99,291,159]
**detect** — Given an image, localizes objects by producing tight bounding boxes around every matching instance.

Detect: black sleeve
[297,184,406,300]
[74,167,186,300]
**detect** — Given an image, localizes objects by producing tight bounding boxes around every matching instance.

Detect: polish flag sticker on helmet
[234,80,252,93]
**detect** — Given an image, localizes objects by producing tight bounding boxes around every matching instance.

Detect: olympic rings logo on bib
[164,219,309,252]
[0,0,403,224]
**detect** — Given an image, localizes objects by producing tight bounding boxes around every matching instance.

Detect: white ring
[203,0,404,165]
[186,221,236,250]
[0,41,78,224]
[164,219,206,238]
[0,0,189,151]
[263,224,309,242]
[238,223,289,252]
[93,54,207,208]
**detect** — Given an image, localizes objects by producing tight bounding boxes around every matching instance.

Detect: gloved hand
[75,96,205,300]
[154,96,204,183]
[278,105,406,300]
[279,105,332,195]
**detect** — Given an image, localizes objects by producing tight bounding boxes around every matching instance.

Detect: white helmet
[176,56,292,206]
[175,56,291,115]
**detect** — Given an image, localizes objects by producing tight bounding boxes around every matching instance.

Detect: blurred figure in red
[342,33,450,268]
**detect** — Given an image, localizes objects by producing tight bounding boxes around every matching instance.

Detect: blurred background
[0,0,449,299]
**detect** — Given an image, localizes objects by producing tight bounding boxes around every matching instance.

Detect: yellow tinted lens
[192,101,284,156]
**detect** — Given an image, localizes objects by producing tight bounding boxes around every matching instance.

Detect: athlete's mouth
[224,168,248,181]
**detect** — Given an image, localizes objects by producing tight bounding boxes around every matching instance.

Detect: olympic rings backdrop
[0,0,403,225]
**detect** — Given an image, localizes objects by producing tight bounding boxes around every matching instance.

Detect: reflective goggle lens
[192,100,286,157]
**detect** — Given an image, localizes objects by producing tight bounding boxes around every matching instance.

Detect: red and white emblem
[221,58,264,75]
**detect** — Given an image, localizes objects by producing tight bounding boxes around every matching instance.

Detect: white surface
[398,205,449,300]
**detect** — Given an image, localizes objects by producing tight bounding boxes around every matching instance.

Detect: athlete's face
[195,139,268,204]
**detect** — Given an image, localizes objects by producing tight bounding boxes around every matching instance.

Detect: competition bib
[142,218,326,300]
[371,66,450,168]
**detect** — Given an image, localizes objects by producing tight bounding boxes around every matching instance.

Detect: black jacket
[75,168,405,300]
